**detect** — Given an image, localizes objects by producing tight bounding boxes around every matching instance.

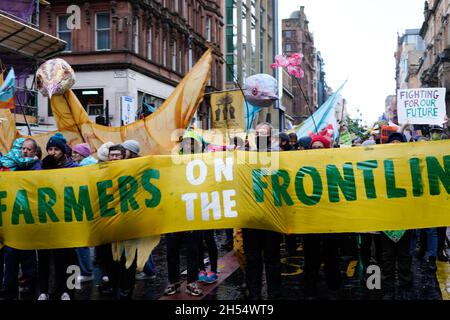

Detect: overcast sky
[279,0,425,125]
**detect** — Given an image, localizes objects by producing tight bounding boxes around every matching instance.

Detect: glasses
[109,152,123,159]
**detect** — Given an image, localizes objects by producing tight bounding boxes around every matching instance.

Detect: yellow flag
[210,91,245,131]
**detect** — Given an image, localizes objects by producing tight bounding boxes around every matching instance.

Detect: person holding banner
[429,125,450,263]
[0,139,40,300]
[164,137,203,297]
[37,133,79,301]
[242,122,282,300]
[71,143,97,284]
[302,134,342,298]
[380,132,413,300]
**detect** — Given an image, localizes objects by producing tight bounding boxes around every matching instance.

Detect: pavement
[5,229,450,300]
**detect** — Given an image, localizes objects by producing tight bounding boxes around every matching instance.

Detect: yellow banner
[210,91,245,131]
[0,141,449,250]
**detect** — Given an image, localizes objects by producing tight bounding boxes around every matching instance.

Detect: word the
[182,158,238,221]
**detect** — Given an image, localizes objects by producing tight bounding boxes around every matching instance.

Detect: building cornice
[420,0,442,37]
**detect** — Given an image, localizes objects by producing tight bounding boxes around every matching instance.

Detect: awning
[0,13,66,61]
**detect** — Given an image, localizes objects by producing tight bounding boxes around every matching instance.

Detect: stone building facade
[37,0,224,128]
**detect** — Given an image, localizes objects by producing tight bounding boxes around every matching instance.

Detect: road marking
[346,260,358,278]
[436,261,450,300]
[281,257,303,276]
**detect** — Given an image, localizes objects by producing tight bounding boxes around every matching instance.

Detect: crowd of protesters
[0,118,448,300]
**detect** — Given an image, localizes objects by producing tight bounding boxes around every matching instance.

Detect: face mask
[431,133,441,141]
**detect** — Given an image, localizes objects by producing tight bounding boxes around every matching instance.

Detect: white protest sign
[121,96,136,125]
[397,88,446,125]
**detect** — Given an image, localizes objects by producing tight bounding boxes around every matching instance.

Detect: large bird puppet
[0,49,213,269]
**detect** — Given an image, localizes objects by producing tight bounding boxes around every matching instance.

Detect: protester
[120,140,159,283]
[295,136,312,150]
[37,133,78,300]
[380,132,413,300]
[0,138,38,170]
[242,122,282,300]
[278,132,293,151]
[302,134,342,298]
[198,143,220,285]
[289,132,298,147]
[70,143,97,284]
[164,137,203,297]
[96,141,115,162]
[277,133,298,256]
[358,139,383,283]
[122,140,140,159]
[0,139,40,300]
[429,126,449,262]
[106,144,141,299]
[72,143,98,167]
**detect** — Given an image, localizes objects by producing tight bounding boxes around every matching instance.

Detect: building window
[225,0,237,82]
[147,26,153,60]
[172,41,177,71]
[57,15,72,52]
[95,13,110,51]
[133,17,139,54]
[206,16,211,41]
[283,30,296,39]
[285,43,296,53]
[162,39,167,67]
[178,46,183,73]
[138,91,165,118]
[72,88,104,115]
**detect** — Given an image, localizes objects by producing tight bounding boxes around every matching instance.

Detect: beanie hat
[122,140,140,155]
[97,141,114,162]
[46,133,67,154]
[387,132,406,144]
[310,135,331,149]
[297,136,312,150]
[73,143,91,158]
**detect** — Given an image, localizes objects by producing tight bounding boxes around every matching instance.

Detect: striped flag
[0,68,15,109]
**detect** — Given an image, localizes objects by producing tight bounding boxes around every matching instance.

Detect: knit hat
[122,140,140,155]
[297,136,312,150]
[97,141,114,162]
[73,143,91,158]
[310,135,331,149]
[387,132,406,144]
[46,133,67,154]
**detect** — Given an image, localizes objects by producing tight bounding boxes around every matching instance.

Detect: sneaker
[164,283,180,296]
[135,272,156,281]
[77,275,94,283]
[101,276,109,283]
[186,282,203,296]
[198,271,207,283]
[38,293,50,300]
[60,292,71,300]
[204,271,218,284]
